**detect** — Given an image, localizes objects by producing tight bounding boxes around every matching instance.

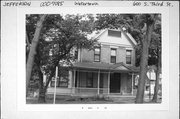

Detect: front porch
[71,69,136,96]
[47,62,139,97]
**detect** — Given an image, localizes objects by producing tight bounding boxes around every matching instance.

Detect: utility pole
[53,66,58,104]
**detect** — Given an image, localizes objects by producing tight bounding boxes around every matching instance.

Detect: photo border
[17,7,169,111]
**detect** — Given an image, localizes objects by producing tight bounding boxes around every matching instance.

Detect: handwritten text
[3,1,31,7]
[40,1,64,7]
[74,1,99,6]
[133,1,173,7]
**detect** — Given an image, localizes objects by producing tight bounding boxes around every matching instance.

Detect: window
[108,30,121,37]
[86,72,93,87]
[126,50,132,64]
[111,48,116,63]
[51,77,68,88]
[94,47,101,62]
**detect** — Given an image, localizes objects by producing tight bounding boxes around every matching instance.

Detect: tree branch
[44,43,74,88]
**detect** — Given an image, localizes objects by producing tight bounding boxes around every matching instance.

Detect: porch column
[131,73,134,95]
[97,70,100,95]
[68,71,72,88]
[77,70,80,93]
[108,71,110,94]
[73,70,76,94]
[77,71,79,88]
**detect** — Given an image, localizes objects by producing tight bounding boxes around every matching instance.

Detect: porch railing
[74,87,108,95]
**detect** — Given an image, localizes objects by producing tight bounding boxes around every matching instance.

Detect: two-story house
[47,28,139,96]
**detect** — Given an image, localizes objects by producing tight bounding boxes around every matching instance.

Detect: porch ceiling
[73,62,139,73]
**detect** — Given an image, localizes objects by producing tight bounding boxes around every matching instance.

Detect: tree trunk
[136,21,155,103]
[152,47,161,102]
[38,88,46,103]
[135,39,149,103]
[26,15,47,95]
[38,69,47,103]
[38,60,47,103]
[151,68,159,102]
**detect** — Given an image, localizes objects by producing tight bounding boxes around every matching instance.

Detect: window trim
[126,50,132,64]
[110,48,117,63]
[108,30,121,37]
[94,47,101,62]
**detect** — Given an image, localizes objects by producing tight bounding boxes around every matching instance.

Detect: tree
[150,15,161,102]
[26,14,96,103]
[26,14,47,95]
[95,14,160,103]
[134,14,159,103]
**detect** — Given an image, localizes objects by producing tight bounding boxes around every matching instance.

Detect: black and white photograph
[1,1,179,119]
[26,14,162,104]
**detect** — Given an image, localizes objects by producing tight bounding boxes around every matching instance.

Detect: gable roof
[118,27,137,47]
[93,28,137,48]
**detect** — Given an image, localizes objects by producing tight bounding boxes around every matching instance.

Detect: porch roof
[73,62,139,73]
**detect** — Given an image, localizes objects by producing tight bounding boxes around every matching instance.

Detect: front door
[110,73,121,93]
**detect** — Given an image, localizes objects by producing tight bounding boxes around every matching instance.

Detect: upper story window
[111,48,116,63]
[126,50,132,64]
[94,47,101,62]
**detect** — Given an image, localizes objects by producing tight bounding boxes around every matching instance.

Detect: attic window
[108,30,121,37]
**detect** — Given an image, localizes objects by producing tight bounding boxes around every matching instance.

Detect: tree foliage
[95,14,161,103]
[26,14,96,102]
[26,14,161,103]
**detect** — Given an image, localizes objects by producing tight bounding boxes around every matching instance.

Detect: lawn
[26,94,136,104]
[26,94,161,104]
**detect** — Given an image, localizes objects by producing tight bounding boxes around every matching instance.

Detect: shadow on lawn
[26,95,115,104]
[26,94,161,104]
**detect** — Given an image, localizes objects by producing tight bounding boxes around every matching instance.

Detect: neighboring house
[145,67,162,96]
[47,28,139,96]
[145,69,156,95]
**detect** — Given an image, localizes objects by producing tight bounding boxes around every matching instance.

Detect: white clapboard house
[47,28,139,96]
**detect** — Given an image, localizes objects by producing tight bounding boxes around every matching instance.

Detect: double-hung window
[94,47,101,62]
[126,50,132,64]
[111,48,116,63]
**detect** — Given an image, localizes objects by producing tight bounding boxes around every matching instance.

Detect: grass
[26,94,161,104]
[27,94,135,104]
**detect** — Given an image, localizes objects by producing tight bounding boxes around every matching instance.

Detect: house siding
[101,45,110,63]
[120,73,132,94]
[132,49,136,66]
[98,30,132,46]
[79,29,136,64]
[81,49,94,62]
[80,45,135,64]
[116,46,126,63]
